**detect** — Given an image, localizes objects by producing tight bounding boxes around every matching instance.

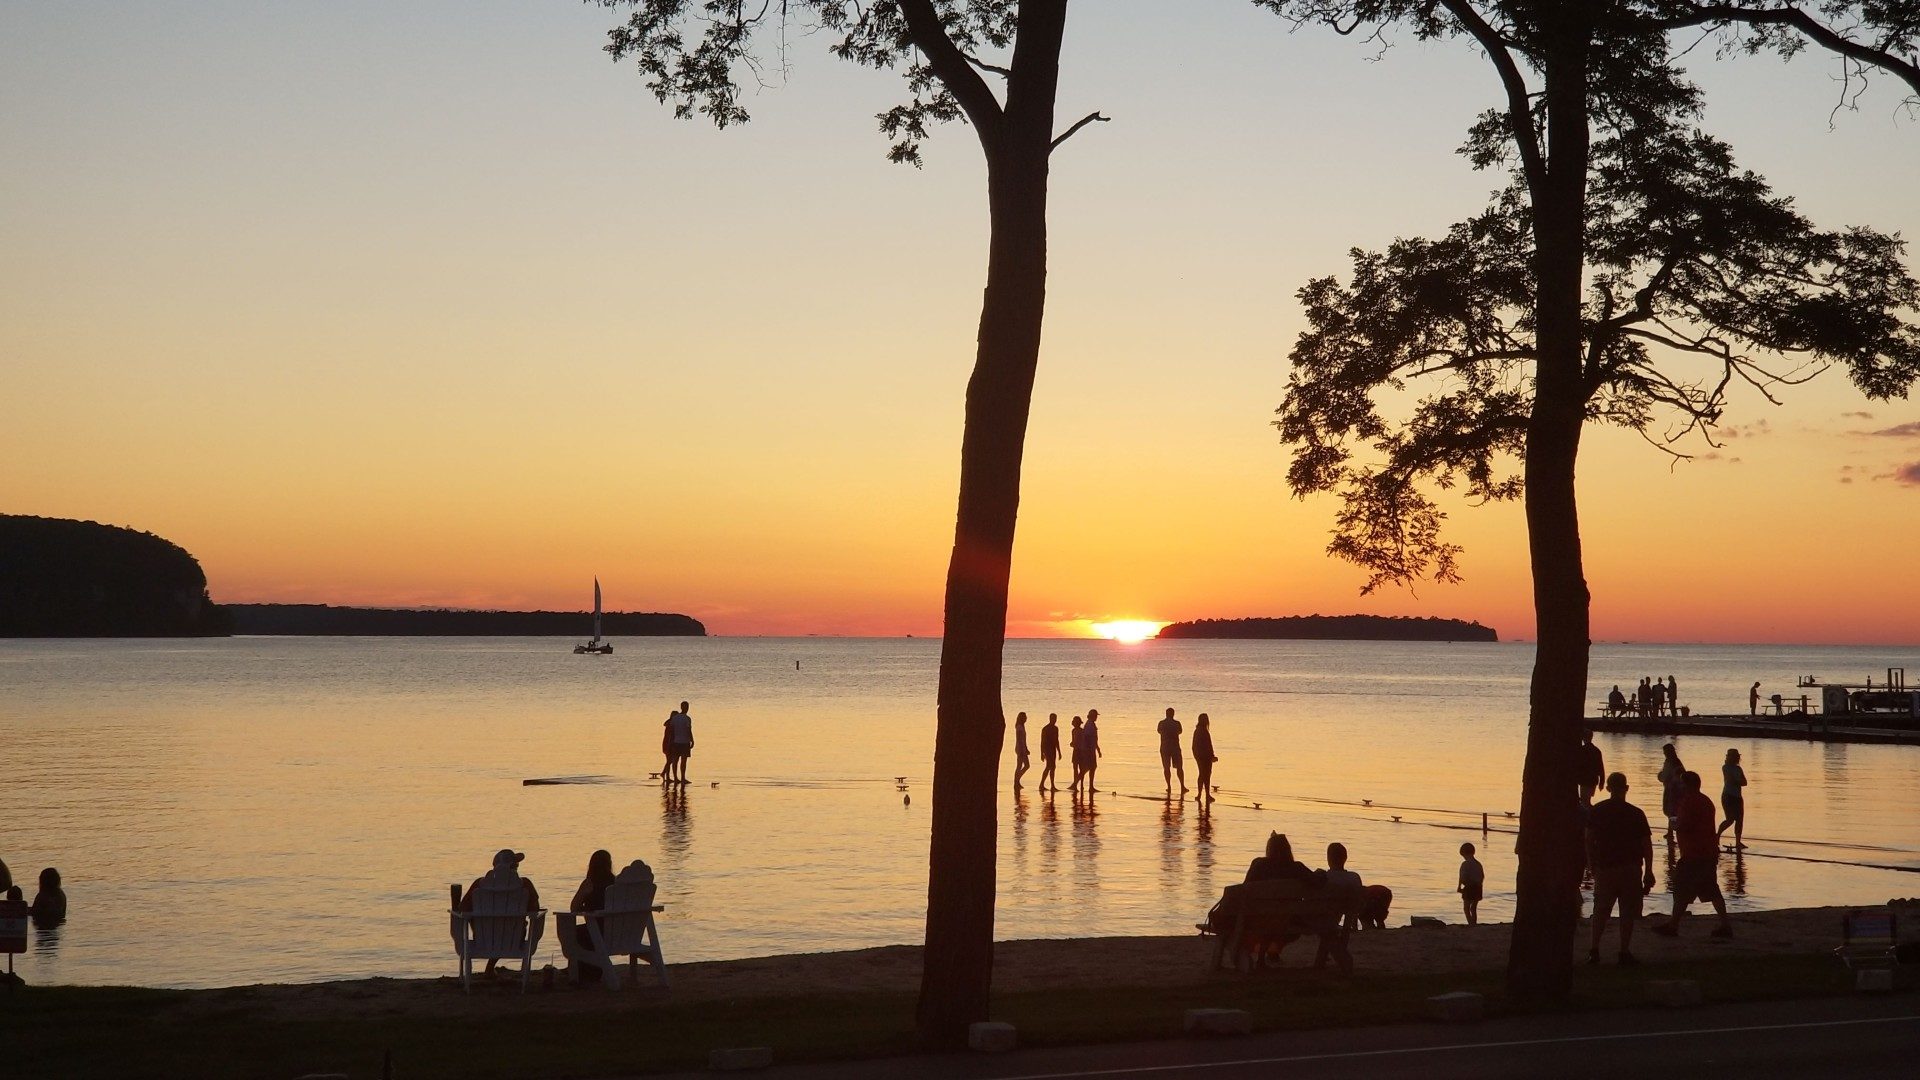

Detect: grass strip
[3,953,1849,1079]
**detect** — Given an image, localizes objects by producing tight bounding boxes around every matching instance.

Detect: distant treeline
[226,604,706,637]
[1,515,230,637]
[1157,615,1498,643]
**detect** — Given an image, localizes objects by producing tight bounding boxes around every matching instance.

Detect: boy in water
[1457,842,1484,925]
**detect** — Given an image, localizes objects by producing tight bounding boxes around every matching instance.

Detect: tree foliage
[1266,0,1920,591]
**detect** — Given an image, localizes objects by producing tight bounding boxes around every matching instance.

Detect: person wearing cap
[459,849,542,974]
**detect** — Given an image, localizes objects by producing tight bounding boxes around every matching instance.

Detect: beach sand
[167,905,1868,1023]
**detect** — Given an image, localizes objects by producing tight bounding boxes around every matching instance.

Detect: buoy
[904,793,911,806]
[895,776,907,783]
[1363,799,1372,807]
[710,782,719,788]
[1252,802,1262,810]
[1392,815,1402,823]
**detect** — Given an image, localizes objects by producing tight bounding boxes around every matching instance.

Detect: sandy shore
[164,905,1870,1023]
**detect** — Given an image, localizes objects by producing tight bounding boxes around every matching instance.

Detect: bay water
[3,637,1915,989]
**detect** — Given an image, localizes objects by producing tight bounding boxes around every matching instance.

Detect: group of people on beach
[1010,707,1219,801]
[1605,675,1683,718]
[1579,733,1751,965]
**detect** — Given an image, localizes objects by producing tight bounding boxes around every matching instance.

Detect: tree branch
[1659,3,1920,98]
[1049,110,1110,152]
[896,0,1006,134]
[1437,0,1547,192]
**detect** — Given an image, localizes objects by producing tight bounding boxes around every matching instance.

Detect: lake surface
[3,637,1916,989]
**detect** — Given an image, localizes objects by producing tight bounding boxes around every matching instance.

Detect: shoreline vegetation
[1158,615,1499,643]
[7,907,1868,1079]
[224,604,707,637]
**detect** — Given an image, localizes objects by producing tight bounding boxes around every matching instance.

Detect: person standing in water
[1156,707,1187,796]
[1192,713,1217,803]
[1577,729,1606,804]
[1656,742,1686,842]
[1068,716,1085,792]
[1717,748,1748,849]
[662,701,694,784]
[1012,711,1031,791]
[1038,713,1061,793]
[1083,709,1104,794]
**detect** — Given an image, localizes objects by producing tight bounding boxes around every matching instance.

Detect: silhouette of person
[1012,711,1031,790]
[569,849,616,977]
[1577,729,1605,803]
[460,850,541,975]
[662,701,694,784]
[1156,707,1187,796]
[1717,748,1748,849]
[1457,842,1484,925]
[1083,709,1104,793]
[1192,713,1217,803]
[1245,831,1313,885]
[1608,685,1627,716]
[1652,771,1733,939]
[1039,713,1061,793]
[1666,675,1680,716]
[1657,742,1685,842]
[1749,681,1762,716]
[29,867,66,926]
[1068,716,1085,792]
[1585,772,1654,965]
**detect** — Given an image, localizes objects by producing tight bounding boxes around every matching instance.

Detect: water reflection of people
[660,783,692,862]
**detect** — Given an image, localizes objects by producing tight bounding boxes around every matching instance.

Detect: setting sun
[1089,620,1170,644]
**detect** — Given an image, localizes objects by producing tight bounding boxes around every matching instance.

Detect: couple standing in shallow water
[1156,708,1218,802]
[1011,709,1101,794]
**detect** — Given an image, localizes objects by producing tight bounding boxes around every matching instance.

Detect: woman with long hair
[1657,743,1686,843]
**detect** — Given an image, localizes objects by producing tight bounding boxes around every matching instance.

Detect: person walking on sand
[1083,709,1105,793]
[662,701,694,784]
[1750,681,1762,716]
[1039,713,1061,793]
[1586,772,1655,965]
[1652,771,1734,939]
[1012,711,1031,791]
[1717,748,1748,849]
[1156,707,1187,796]
[1457,842,1485,926]
[1657,742,1685,842]
[1192,713,1217,803]
[1068,716,1085,792]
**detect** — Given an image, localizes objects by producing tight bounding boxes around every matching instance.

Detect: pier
[1587,713,1920,746]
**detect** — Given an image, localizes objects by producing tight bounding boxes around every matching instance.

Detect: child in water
[1457,842,1484,926]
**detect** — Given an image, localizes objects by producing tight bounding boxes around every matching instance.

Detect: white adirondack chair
[557,860,668,990]
[449,879,547,992]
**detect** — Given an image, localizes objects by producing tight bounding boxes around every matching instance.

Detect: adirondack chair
[557,860,669,990]
[1835,907,1900,989]
[449,879,547,992]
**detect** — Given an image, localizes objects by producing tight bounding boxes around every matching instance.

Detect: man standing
[1653,771,1734,939]
[1576,729,1606,804]
[1586,773,1655,965]
[662,700,694,785]
[1156,707,1187,796]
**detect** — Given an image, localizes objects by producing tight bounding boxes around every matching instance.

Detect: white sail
[592,576,603,641]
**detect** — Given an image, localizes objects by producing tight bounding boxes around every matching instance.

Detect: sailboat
[573,577,613,654]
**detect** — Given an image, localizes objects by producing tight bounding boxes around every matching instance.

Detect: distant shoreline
[1158,615,1499,643]
[222,603,706,637]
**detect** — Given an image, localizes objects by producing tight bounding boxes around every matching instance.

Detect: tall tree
[1260,0,1920,999]
[591,1,1103,1044]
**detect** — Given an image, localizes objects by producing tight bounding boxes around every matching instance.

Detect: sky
[3,1,1918,643]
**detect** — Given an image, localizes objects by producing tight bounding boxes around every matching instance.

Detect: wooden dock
[1586,713,1920,746]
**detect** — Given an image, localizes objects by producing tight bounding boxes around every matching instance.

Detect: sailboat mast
[592,576,603,641]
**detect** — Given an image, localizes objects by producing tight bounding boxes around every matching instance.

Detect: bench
[1202,880,1352,975]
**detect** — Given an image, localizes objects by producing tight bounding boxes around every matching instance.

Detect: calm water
[3,637,1916,989]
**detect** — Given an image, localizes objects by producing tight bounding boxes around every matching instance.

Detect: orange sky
[3,4,1917,644]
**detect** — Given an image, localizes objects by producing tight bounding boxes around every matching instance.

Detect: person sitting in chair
[460,849,541,975]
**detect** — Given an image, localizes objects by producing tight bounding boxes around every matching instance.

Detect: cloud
[1843,411,1875,420]
[1893,462,1920,486]
[1720,419,1772,440]
[1865,421,1920,439]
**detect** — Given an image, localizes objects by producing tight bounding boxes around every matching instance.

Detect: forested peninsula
[1157,615,1499,643]
[1,515,229,636]
[226,605,706,637]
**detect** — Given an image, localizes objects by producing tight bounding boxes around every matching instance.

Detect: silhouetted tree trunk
[914,0,1070,1048]
[1507,5,1593,1004]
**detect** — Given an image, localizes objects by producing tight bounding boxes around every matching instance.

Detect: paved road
[649,993,1919,1079]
